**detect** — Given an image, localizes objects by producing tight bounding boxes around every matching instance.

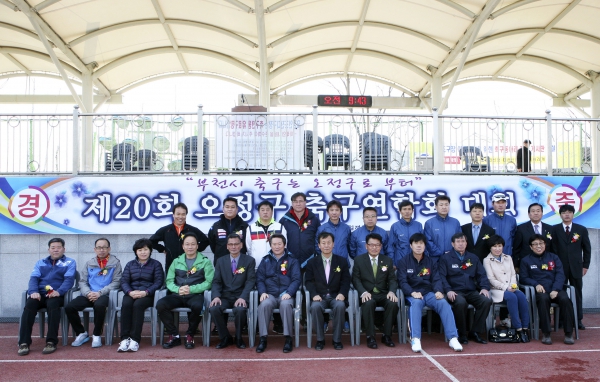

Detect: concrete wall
[1,230,598,318]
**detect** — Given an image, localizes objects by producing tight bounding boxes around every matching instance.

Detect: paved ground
[2,314,599,382]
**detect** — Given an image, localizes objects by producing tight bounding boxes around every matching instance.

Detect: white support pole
[197,104,204,175]
[546,110,553,176]
[312,105,319,175]
[432,107,442,175]
[72,105,79,175]
[431,75,442,112]
[255,0,270,110]
[82,72,93,171]
[589,71,600,173]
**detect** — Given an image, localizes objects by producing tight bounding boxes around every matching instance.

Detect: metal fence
[0,107,597,175]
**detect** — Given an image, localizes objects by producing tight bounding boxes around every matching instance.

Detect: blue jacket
[121,257,164,296]
[483,213,517,255]
[349,225,391,259]
[28,255,76,296]
[389,219,424,263]
[424,215,462,259]
[315,220,351,260]
[438,250,490,293]
[279,209,321,267]
[519,251,565,293]
[397,254,442,297]
[256,250,301,297]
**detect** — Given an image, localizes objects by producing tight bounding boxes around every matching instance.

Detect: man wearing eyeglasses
[520,234,575,345]
[352,233,398,349]
[209,234,256,349]
[65,238,122,348]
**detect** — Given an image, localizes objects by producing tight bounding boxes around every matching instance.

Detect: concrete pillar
[255,0,270,110]
[589,71,600,173]
[82,72,94,171]
[431,75,442,113]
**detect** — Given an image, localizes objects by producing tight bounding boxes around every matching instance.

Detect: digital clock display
[317,95,373,108]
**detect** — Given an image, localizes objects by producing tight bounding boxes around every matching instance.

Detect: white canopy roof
[1,0,599,108]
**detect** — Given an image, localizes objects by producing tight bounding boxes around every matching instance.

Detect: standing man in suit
[209,234,256,349]
[512,203,552,270]
[461,203,495,263]
[516,139,532,173]
[305,232,351,350]
[352,233,399,349]
[550,204,591,330]
[150,203,210,273]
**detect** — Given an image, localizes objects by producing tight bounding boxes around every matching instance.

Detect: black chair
[134,149,157,171]
[459,146,490,172]
[105,143,135,171]
[359,132,390,170]
[182,136,209,171]
[324,134,350,170]
[304,131,322,169]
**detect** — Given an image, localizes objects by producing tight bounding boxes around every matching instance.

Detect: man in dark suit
[209,234,256,349]
[305,232,351,351]
[512,203,552,270]
[461,203,495,263]
[352,233,399,349]
[550,204,591,330]
[516,139,532,172]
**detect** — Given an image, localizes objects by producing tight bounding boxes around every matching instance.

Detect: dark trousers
[536,290,574,335]
[447,290,491,336]
[209,298,247,340]
[310,296,346,342]
[566,274,583,321]
[19,296,63,346]
[120,294,154,342]
[156,293,204,336]
[360,293,399,337]
[65,295,109,336]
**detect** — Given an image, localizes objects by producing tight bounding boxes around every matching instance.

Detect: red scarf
[290,208,309,232]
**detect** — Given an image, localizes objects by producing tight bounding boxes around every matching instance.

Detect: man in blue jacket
[350,207,391,260]
[438,233,492,345]
[483,193,517,256]
[390,200,424,264]
[18,238,76,356]
[520,234,575,345]
[255,234,301,353]
[279,192,321,268]
[424,195,461,262]
[315,200,351,262]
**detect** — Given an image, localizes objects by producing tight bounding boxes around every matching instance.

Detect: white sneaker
[501,318,511,328]
[410,338,422,353]
[117,338,130,352]
[71,332,89,347]
[449,337,463,352]
[127,339,139,352]
[92,335,102,348]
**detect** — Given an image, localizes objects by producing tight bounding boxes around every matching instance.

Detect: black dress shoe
[256,336,267,353]
[578,321,586,330]
[235,337,246,349]
[470,332,487,344]
[162,335,181,349]
[519,330,530,343]
[382,335,395,347]
[315,340,325,351]
[185,334,195,349]
[458,336,469,345]
[366,336,378,349]
[283,336,293,353]
[216,336,233,349]
[332,341,343,350]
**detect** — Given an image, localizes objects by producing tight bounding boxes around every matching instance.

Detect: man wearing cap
[516,140,532,173]
[483,193,517,257]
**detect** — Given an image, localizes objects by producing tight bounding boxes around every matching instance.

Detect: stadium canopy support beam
[255,0,270,109]
[589,70,600,173]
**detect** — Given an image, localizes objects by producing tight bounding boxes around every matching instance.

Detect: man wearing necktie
[352,233,398,349]
[461,203,495,263]
[209,234,256,349]
[513,203,552,271]
[550,204,591,330]
[305,232,351,350]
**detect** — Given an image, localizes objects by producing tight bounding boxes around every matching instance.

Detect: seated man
[157,233,214,349]
[397,233,463,352]
[209,234,256,349]
[256,234,301,353]
[305,232,351,351]
[352,233,399,349]
[520,234,575,345]
[65,238,121,348]
[438,233,492,345]
[18,238,76,356]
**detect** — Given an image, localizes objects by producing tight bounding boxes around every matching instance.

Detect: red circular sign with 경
[8,186,51,224]
[318,95,373,108]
